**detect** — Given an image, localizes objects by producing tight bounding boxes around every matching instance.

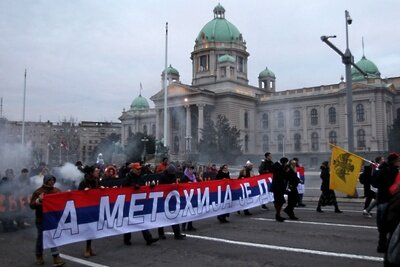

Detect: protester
[375,153,400,253]
[79,165,101,258]
[157,163,186,240]
[293,157,306,207]
[30,174,65,266]
[283,160,300,220]
[259,152,273,210]
[216,164,231,223]
[316,161,342,213]
[237,161,253,216]
[124,162,160,245]
[363,156,384,217]
[271,157,289,222]
[181,166,197,231]
[0,169,17,232]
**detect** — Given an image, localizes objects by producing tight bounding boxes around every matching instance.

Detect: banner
[296,167,305,194]
[329,145,363,195]
[42,174,273,249]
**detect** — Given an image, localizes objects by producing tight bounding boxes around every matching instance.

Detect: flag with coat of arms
[329,145,363,195]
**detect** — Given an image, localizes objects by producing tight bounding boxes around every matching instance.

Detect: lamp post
[141,136,149,162]
[321,10,367,152]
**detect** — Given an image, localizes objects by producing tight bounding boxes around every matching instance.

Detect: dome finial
[213,3,225,18]
[362,36,365,58]
[139,82,143,96]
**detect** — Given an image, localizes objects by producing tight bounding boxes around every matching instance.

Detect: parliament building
[119,4,400,168]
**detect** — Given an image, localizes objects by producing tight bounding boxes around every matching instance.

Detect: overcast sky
[1,0,399,123]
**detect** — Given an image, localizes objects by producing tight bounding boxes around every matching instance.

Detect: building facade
[120,4,400,167]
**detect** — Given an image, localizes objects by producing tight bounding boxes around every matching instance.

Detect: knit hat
[245,160,253,167]
[166,164,177,175]
[43,174,56,184]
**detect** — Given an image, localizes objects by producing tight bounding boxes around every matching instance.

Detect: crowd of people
[0,151,399,266]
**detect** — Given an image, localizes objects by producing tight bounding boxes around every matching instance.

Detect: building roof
[351,56,381,81]
[162,64,179,76]
[130,95,150,110]
[196,4,242,43]
[259,67,276,79]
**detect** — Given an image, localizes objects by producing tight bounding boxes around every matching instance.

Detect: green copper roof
[162,64,179,76]
[218,54,235,63]
[351,56,381,81]
[259,67,275,79]
[196,5,242,43]
[130,95,150,110]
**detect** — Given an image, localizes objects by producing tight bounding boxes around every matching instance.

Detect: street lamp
[321,10,367,152]
[141,136,149,162]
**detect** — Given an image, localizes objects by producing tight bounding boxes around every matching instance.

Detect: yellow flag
[329,145,363,195]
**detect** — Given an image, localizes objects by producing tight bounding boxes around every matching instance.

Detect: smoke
[53,162,84,190]
[0,142,32,177]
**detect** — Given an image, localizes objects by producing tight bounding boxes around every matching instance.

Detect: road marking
[60,254,110,267]
[182,233,383,262]
[252,217,377,229]
[296,207,367,214]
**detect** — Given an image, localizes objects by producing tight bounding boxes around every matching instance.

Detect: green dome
[162,64,179,76]
[351,56,381,81]
[259,67,275,79]
[130,95,150,110]
[196,4,242,43]
[218,54,235,63]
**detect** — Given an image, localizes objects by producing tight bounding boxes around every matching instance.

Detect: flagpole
[329,143,376,166]
[163,22,169,148]
[22,69,27,146]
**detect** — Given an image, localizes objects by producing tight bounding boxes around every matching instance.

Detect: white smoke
[53,162,84,185]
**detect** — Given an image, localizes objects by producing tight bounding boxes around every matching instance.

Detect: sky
[0,0,399,123]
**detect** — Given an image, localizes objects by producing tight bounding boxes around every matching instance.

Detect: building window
[293,110,301,127]
[294,133,301,151]
[356,104,365,122]
[328,107,336,124]
[311,108,318,126]
[262,134,269,152]
[244,135,249,152]
[237,56,244,72]
[143,125,147,135]
[277,134,284,152]
[199,55,209,72]
[329,131,337,145]
[244,111,249,129]
[311,132,319,151]
[262,113,268,129]
[357,129,366,149]
[220,67,226,78]
[277,112,284,128]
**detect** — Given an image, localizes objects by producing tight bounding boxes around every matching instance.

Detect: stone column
[185,105,191,151]
[197,104,204,142]
[320,106,326,152]
[155,109,160,141]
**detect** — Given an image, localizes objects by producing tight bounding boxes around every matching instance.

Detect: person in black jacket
[123,162,159,246]
[216,164,231,223]
[271,157,289,222]
[376,153,400,253]
[259,152,273,210]
[157,163,186,240]
[316,161,342,213]
[283,160,300,220]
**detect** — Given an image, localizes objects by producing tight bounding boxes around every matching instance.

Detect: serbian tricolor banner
[296,166,305,194]
[42,174,273,249]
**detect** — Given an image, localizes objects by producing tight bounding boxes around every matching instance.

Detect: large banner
[43,174,273,249]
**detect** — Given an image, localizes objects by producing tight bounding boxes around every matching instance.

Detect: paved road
[0,199,382,267]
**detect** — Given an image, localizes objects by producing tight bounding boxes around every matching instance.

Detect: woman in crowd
[216,164,231,223]
[316,161,342,213]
